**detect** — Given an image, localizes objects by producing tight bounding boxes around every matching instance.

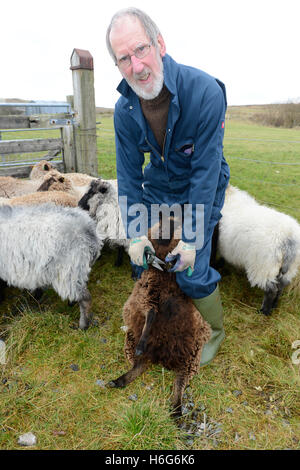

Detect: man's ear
[157,34,166,57]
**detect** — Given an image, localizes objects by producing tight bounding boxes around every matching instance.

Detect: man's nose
[131,55,144,74]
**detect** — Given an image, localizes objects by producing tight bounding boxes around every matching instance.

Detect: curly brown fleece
[108,218,211,417]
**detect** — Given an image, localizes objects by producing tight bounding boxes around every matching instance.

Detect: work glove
[165,240,196,277]
[128,236,155,269]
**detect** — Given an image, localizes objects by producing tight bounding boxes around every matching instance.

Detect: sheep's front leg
[260,282,279,316]
[0,279,7,303]
[78,288,92,330]
[171,372,190,419]
[107,359,149,388]
[135,308,157,356]
[115,246,124,267]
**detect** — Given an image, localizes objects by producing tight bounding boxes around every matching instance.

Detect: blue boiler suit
[114,54,230,299]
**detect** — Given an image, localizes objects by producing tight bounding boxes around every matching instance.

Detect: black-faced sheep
[216,184,300,315]
[107,217,211,418]
[0,204,100,329]
[78,178,128,266]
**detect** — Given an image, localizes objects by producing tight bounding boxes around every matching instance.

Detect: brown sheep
[29,160,55,180]
[30,160,96,187]
[107,217,211,418]
[0,172,78,207]
[0,169,66,198]
[1,192,78,208]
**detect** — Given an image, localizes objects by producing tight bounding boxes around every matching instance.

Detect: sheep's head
[37,170,73,192]
[78,179,112,217]
[30,160,54,179]
[148,216,182,261]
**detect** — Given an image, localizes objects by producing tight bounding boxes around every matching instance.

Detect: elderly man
[106,7,230,366]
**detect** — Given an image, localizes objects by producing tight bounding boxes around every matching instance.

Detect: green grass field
[0,109,299,450]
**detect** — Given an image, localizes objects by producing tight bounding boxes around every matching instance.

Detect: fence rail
[0,48,98,177]
[0,138,63,155]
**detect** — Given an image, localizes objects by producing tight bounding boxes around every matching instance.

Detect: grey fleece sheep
[0,204,100,329]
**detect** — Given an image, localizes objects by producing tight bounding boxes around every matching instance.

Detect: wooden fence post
[70,49,98,176]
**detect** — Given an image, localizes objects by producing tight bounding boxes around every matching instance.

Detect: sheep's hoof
[135,347,144,357]
[170,407,182,420]
[259,308,272,316]
[79,320,91,330]
[106,380,117,388]
[106,376,126,388]
[106,379,125,388]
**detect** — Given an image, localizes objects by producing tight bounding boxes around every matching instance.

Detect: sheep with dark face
[0,204,100,329]
[107,217,211,418]
[216,185,300,315]
[78,178,128,266]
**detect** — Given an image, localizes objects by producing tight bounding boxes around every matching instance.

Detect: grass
[0,109,300,450]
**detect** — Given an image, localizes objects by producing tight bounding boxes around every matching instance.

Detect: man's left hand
[165,240,196,277]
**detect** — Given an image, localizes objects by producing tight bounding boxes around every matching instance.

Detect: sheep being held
[218,185,300,315]
[0,204,100,329]
[107,217,211,418]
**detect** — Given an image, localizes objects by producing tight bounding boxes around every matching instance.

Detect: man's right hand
[128,236,155,269]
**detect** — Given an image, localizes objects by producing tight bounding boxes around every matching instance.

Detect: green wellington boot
[192,285,225,367]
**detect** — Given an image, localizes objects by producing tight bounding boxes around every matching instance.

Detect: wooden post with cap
[70,48,98,176]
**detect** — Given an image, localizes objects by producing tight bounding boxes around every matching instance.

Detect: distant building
[0,101,72,115]
[24,101,72,115]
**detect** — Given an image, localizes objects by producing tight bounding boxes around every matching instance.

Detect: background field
[0,107,299,450]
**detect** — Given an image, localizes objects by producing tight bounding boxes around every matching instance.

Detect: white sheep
[0,204,100,329]
[218,185,300,315]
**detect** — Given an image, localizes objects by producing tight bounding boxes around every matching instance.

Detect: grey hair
[106,7,161,63]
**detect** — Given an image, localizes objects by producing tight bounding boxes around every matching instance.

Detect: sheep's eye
[44,165,50,170]
[59,177,64,183]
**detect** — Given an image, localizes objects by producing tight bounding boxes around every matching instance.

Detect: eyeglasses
[116,43,152,70]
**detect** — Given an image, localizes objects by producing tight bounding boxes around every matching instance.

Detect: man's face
[110,15,166,100]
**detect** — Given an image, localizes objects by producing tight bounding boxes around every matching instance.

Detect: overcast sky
[1,0,299,107]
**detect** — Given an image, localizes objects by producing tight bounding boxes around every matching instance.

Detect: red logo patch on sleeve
[221,121,225,129]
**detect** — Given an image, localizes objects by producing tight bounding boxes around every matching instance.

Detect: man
[106,7,230,365]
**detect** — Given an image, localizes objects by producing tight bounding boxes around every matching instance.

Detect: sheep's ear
[37,177,54,192]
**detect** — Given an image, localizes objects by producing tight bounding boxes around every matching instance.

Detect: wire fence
[1,120,299,214]
[97,123,300,214]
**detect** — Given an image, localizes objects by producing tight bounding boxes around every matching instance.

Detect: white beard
[124,51,164,100]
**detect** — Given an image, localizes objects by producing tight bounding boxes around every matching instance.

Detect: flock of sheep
[0,160,300,416]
